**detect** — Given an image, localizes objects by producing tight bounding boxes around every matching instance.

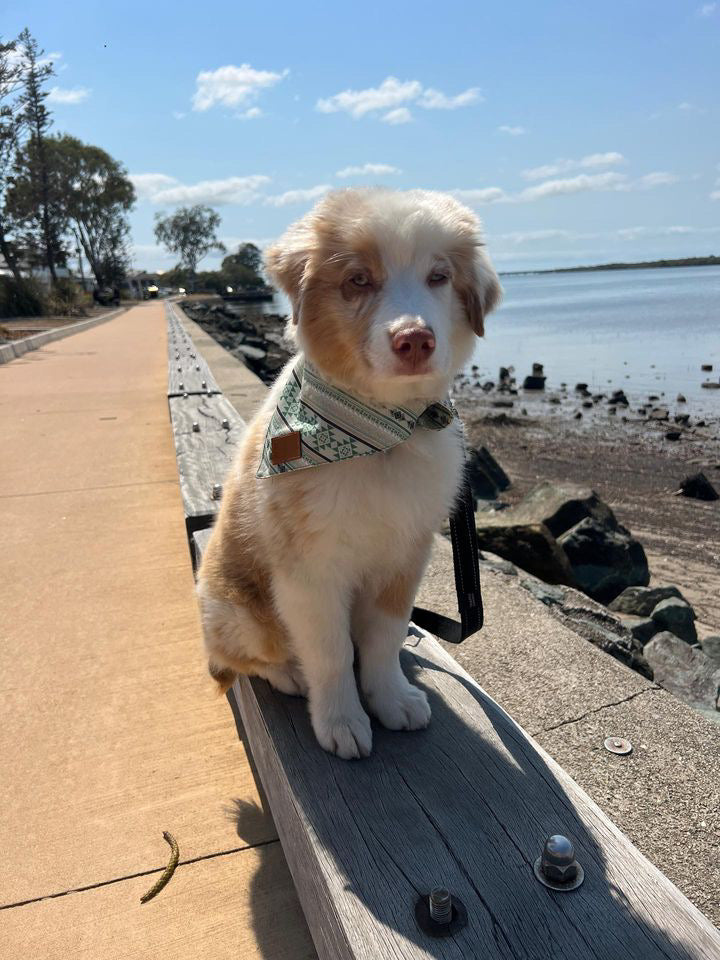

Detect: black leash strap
[411,481,483,643]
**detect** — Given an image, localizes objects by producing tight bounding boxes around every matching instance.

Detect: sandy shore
[456,383,720,640]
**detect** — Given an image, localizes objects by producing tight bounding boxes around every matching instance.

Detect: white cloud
[522,152,625,180]
[130,172,271,205]
[130,174,179,200]
[454,187,508,204]
[237,106,263,120]
[455,168,677,207]
[47,86,90,104]
[316,76,480,121]
[498,125,526,136]
[172,110,186,120]
[335,162,402,178]
[698,2,716,15]
[677,101,705,113]
[382,107,412,125]
[417,87,482,109]
[263,184,331,207]
[192,64,288,111]
[496,229,578,244]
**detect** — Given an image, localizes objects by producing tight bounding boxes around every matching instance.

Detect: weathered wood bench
[166,302,720,960]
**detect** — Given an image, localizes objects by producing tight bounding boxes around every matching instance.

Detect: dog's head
[266,188,502,403]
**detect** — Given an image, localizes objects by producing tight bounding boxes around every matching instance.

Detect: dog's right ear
[264,217,315,325]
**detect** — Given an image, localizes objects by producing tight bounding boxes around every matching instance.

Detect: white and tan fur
[197,188,501,759]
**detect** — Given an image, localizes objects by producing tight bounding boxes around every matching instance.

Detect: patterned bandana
[257,356,457,479]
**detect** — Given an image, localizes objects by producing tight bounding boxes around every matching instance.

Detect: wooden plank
[169,392,245,532]
[166,302,221,396]
[190,531,720,960]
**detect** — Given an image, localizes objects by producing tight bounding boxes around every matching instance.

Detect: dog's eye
[350,272,371,288]
[428,270,450,287]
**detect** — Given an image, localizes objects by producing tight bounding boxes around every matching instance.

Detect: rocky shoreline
[182,299,720,724]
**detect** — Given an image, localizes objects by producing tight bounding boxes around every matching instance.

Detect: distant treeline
[504,255,720,277]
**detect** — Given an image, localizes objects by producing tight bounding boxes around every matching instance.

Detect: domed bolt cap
[534,835,584,891]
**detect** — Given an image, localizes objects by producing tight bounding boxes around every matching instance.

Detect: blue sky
[7,0,719,272]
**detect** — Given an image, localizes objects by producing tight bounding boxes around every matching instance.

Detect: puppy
[197,188,501,759]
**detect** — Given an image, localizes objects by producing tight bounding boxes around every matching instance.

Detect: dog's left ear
[265,215,316,325]
[456,249,502,338]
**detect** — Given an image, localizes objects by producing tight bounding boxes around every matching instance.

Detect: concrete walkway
[0,303,315,958]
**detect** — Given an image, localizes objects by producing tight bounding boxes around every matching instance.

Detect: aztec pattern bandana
[257,356,457,479]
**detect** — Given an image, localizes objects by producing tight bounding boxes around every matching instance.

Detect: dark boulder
[474,517,577,586]
[651,597,697,644]
[504,480,616,537]
[523,375,546,390]
[558,517,649,604]
[677,472,719,501]
[644,632,720,713]
[617,614,659,646]
[465,446,510,501]
[608,585,683,617]
[701,636,720,663]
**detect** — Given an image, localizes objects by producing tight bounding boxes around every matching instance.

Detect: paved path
[0,303,315,958]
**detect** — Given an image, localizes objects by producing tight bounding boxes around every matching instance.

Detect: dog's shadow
[225,638,707,960]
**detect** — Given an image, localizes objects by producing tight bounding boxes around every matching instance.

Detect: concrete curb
[0,306,126,366]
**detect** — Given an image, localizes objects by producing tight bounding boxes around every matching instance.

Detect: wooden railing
[166,301,720,960]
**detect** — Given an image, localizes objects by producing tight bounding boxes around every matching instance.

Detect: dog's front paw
[366,681,431,731]
[312,704,372,760]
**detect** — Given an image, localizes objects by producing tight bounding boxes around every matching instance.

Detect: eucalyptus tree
[154,205,225,283]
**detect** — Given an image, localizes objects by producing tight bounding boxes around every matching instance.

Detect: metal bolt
[604,736,632,756]
[177,365,182,371]
[428,888,452,925]
[201,380,207,389]
[183,392,188,399]
[192,421,200,433]
[179,382,184,390]
[534,835,584,891]
[195,364,200,371]
[221,418,230,430]
[211,483,222,500]
[414,888,467,938]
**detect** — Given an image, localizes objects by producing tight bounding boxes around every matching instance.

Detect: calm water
[474,266,720,415]
[257,265,720,415]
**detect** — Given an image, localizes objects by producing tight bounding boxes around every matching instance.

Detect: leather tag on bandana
[270,430,302,465]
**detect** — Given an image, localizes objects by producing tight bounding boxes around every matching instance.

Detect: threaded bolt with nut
[428,888,452,925]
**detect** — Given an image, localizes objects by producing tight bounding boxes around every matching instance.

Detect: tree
[0,36,25,282]
[220,242,266,289]
[52,135,135,286]
[13,28,60,283]
[154,205,225,282]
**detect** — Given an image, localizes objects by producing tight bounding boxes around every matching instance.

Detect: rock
[574,411,582,419]
[608,585,683,617]
[644,632,720,713]
[701,380,720,389]
[649,408,669,421]
[234,343,267,361]
[673,413,690,425]
[465,446,511,501]
[532,363,544,376]
[701,636,720,663]
[480,553,518,576]
[582,400,593,409]
[498,366,512,386]
[617,614,659,646]
[610,389,628,405]
[651,597,697,644]
[648,394,659,401]
[575,382,589,393]
[481,381,494,392]
[492,398,514,408]
[560,606,652,679]
[520,579,566,606]
[548,395,561,404]
[677,472,719,501]
[473,517,576,586]
[701,363,713,372]
[665,430,682,441]
[523,375,546,390]
[504,480,616,537]
[676,393,687,403]
[558,517,649,604]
